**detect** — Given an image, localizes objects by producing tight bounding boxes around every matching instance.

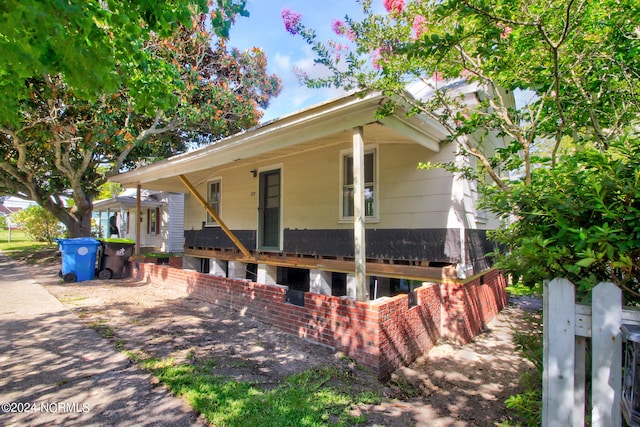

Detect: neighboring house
[110,84,512,378]
[92,189,185,253]
[0,196,38,226]
[0,196,37,217]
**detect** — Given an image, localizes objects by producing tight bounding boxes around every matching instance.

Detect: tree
[0,0,245,125]
[284,0,640,296]
[0,1,282,237]
[11,205,65,245]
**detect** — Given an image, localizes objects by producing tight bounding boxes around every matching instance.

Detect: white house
[110,83,512,300]
[0,196,37,217]
[92,189,184,253]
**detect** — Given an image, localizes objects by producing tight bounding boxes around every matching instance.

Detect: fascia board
[111,92,386,187]
[93,197,163,210]
[378,115,444,152]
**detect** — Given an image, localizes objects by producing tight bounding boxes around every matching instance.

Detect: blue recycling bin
[56,238,101,282]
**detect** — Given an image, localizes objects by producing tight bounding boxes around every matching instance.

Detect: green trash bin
[98,238,135,280]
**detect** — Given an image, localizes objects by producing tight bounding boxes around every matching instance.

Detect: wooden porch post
[178,174,252,259]
[119,206,125,239]
[135,184,141,255]
[353,126,367,301]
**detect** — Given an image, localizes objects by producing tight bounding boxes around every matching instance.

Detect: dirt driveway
[31,258,538,426]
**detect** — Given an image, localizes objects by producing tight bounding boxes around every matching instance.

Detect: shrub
[10,205,65,244]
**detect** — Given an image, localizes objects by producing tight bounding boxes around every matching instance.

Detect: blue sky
[228,2,533,122]
[229,1,373,123]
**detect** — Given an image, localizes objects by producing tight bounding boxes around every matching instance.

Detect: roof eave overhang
[110,90,446,188]
[93,197,163,211]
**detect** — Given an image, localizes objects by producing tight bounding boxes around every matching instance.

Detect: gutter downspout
[178,174,252,260]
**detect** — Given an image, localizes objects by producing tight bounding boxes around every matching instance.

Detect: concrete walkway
[0,254,205,426]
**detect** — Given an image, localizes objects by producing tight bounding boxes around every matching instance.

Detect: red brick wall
[440,269,508,343]
[134,262,506,380]
[377,283,442,377]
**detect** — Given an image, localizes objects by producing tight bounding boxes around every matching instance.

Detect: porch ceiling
[93,198,162,211]
[110,91,447,192]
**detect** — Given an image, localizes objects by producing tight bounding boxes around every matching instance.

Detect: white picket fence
[543,278,640,426]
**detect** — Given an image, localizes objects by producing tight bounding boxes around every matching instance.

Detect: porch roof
[109,90,448,192]
[93,197,163,212]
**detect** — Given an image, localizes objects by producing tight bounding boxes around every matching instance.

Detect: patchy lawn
[22,249,536,426]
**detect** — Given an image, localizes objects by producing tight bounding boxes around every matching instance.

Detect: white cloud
[274,52,292,70]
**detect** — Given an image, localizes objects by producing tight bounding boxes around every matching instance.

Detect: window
[147,207,160,235]
[341,149,376,219]
[207,179,221,225]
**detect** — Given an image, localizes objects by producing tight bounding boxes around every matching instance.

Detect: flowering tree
[283,0,640,296]
[0,2,282,238]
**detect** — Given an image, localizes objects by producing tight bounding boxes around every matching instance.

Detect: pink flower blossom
[372,48,382,70]
[412,15,428,39]
[345,28,356,41]
[500,25,512,39]
[497,22,512,39]
[383,0,405,14]
[332,18,356,41]
[371,45,393,70]
[460,69,477,81]
[281,8,302,35]
[328,40,349,61]
[293,67,309,81]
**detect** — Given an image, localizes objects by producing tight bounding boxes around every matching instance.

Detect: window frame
[147,207,160,235]
[339,145,379,223]
[206,178,222,226]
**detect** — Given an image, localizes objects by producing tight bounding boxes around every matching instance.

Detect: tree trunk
[43,197,94,238]
[65,209,94,238]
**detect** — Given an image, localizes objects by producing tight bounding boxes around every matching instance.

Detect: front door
[258,169,281,250]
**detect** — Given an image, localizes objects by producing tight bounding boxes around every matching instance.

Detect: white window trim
[205,177,222,227]
[338,144,379,223]
[148,207,160,235]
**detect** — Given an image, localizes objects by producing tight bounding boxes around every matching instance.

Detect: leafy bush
[485,135,640,301]
[10,205,65,244]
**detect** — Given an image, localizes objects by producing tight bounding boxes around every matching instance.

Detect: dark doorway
[259,169,281,250]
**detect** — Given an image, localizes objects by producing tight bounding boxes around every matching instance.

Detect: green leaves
[0,0,242,127]
[0,0,282,238]
[485,135,640,299]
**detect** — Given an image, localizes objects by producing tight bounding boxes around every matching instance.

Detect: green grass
[88,320,116,339]
[0,229,52,253]
[0,230,58,265]
[142,252,181,258]
[98,322,381,426]
[504,311,543,426]
[141,358,378,427]
[506,281,542,297]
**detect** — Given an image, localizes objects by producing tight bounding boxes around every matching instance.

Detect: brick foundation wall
[134,262,507,380]
[440,269,509,343]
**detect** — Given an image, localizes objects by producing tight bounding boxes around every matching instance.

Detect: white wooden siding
[181,137,492,231]
[166,192,185,252]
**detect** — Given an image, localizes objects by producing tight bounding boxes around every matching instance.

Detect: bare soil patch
[27,251,537,426]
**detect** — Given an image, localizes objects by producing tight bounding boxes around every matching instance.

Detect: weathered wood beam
[178,174,252,259]
[353,126,367,301]
[184,247,460,283]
